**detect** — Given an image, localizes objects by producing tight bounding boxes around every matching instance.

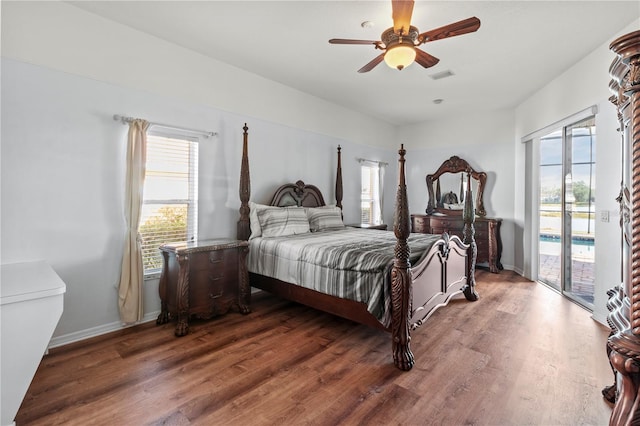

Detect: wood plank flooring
[16,271,613,425]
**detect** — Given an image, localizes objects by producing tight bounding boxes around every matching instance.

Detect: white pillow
[443,203,464,210]
[306,206,345,232]
[257,207,311,237]
[249,202,282,239]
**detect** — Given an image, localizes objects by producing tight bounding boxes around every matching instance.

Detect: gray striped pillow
[249,202,283,239]
[257,207,310,237]
[307,206,345,232]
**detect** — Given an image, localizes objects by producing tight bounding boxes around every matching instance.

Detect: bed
[236,124,479,370]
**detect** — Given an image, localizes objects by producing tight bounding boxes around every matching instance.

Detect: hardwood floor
[17,271,613,425]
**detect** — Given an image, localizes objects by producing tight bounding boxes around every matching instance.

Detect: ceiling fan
[329,0,480,73]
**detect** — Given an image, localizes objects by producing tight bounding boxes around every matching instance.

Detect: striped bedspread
[247,228,441,327]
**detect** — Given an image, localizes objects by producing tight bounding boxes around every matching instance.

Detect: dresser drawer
[189,248,237,272]
[409,214,502,273]
[475,229,488,240]
[429,218,463,230]
[411,215,430,233]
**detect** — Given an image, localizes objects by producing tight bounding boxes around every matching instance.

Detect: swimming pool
[539,234,594,259]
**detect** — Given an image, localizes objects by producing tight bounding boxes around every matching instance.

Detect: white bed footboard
[409,233,469,329]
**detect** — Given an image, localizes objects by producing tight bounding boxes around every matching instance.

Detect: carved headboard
[269,180,326,207]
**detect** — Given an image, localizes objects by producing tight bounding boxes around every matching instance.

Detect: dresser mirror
[426,156,487,217]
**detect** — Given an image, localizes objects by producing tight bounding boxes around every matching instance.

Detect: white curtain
[378,163,386,225]
[118,119,149,324]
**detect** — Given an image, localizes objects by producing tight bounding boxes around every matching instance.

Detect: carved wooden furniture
[156,238,251,336]
[411,214,502,273]
[419,155,502,273]
[426,156,487,217]
[236,124,479,371]
[603,30,640,425]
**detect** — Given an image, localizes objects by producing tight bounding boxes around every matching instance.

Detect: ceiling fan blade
[329,38,380,45]
[418,17,481,44]
[392,0,415,34]
[414,48,440,69]
[358,53,385,73]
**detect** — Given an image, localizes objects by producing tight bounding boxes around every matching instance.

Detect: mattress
[247,228,440,326]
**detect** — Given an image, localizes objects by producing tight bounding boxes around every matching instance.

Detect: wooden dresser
[156,238,251,336]
[411,214,503,273]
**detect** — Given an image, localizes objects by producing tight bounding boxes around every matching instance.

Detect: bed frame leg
[391,144,415,371]
[391,261,415,371]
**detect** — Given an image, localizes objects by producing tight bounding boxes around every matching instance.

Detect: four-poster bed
[237,124,479,370]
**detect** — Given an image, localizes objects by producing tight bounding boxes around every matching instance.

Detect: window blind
[139,133,198,273]
[361,164,381,225]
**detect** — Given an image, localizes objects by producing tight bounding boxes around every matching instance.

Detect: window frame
[360,161,384,226]
[140,129,199,279]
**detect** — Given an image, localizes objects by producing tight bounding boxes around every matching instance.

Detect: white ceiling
[69,1,640,126]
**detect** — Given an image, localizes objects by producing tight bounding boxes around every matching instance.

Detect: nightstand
[347,223,388,230]
[156,239,250,336]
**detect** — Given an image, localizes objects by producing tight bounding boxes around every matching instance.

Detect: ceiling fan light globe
[384,44,416,70]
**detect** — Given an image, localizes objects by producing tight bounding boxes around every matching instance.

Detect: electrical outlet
[601,210,610,222]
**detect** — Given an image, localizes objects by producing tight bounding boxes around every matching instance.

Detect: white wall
[514,19,640,324]
[1,1,395,149]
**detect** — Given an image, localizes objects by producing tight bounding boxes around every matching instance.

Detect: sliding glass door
[538,117,596,309]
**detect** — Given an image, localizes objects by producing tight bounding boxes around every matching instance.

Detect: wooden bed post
[462,171,479,301]
[335,145,343,210]
[391,144,414,371]
[237,124,251,241]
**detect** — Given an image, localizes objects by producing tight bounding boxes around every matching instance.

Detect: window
[360,162,384,225]
[139,131,198,275]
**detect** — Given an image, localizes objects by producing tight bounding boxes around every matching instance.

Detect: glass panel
[573,132,596,163]
[567,118,596,307]
[539,135,562,290]
[540,130,563,165]
[140,203,188,272]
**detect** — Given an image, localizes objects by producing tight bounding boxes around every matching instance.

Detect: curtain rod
[357,157,388,166]
[113,114,217,138]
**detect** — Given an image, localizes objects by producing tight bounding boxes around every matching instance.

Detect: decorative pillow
[306,206,345,232]
[249,202,288,239]
[248,202,267,239]
[257,207,310,237]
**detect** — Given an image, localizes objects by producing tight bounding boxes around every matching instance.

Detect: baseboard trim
[591,311,610,328]
[48,310,160,349]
